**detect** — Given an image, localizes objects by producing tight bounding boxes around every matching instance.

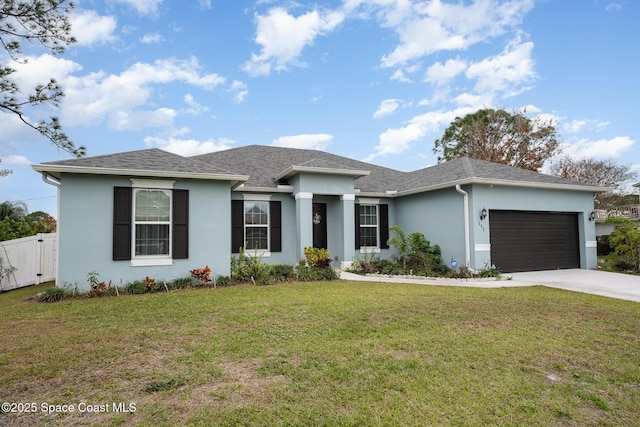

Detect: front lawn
[1,281,639,426]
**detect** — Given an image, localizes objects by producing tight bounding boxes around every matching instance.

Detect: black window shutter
[231,200,244,253]
[354,203,360,250]
[113,187,132,260]
[380,204,389,249]
[270,201,282,252]
[172,189,189,259]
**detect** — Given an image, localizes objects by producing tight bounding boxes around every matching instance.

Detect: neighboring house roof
[32,148,249,185]
[193,145,605,195]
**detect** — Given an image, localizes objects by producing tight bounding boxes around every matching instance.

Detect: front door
[312,203,327,249]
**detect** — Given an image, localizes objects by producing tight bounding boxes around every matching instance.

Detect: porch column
[340,194,356,269]
[295,192,313,259]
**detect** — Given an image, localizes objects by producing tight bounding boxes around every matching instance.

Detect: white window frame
[131,179,174,266]
[359,203,380,253]
[243,196,271,257]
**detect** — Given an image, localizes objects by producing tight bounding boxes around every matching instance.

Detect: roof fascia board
[396,177,608,197]
[233,185,294,193]
[32,164,249,183]
[274,165,370,181]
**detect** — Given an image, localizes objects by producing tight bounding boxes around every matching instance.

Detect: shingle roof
[192,145,404,192]
[193,145,602,194]
[33,145,603,193]
[33,148,248,183]
[399,157,596,192]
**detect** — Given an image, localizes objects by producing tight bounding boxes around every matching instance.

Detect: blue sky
[1,0,638,217]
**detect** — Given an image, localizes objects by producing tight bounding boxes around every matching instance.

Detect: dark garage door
[489,210,580,273]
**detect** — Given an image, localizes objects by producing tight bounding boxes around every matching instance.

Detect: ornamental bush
[231,247,272,285]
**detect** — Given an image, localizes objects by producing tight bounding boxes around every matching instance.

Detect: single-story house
[33,145,604,290]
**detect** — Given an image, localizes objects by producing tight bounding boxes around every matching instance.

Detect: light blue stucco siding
[468,184,597,270]
[394,188,466,269]
[57,173,232,291]
[291,173,358,264]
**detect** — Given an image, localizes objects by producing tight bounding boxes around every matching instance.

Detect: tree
[1,0,85,157]
[607,218,640,271]
[434,108,560,171]
[0,200,27,220]
[26,210,56,232]
[0,202,55,241]
[549,157,638,209]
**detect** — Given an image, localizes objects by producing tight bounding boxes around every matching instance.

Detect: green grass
[1,281,639,426]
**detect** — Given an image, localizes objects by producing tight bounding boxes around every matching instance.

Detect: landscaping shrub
[387,225,442,276]
[214,275,231,287]
[169,277,195,290]
[296,247,337,281]
[123,281,148,295]
[303,247,332,268]
[37,287,69,303]
[350,252,381,274]
[231,247,271,284]
[269,263,295,281]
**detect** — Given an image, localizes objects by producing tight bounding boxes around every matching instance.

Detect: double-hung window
[244,201,269,251]
[134,189,172,258]
[359,204,378,249]
[113,180,188,264]
[355,200,389,252]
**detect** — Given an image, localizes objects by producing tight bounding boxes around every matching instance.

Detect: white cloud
[271,133,334,150]
[380,0,535,68]
[563,119,588,133]
[70,10,117,46]
[606,3,623,11]
[466,38,536,97]
[390,69,412,83]
[562,136,635,159]
[7,54,82,93]
[144,136,235,156]
[367,106,475,160]
[425,58,467,86]
[243,7,345,76]
[62,57,226,129]
[228,80,249,103]
[109,107,176,131]
[141,33,163,44]
[0,155,31,167]
[114,0,163,16]
[183,93,210,115]
[373,98,401,119]
[563,118,610,133]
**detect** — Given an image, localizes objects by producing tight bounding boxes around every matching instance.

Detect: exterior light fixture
[480,208,488,221]
[588,211,596,221]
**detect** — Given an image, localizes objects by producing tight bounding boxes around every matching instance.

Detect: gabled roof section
[192,145,403,192]
[32,148,249,184]
[400,157,606,194]
[274,158,370,181]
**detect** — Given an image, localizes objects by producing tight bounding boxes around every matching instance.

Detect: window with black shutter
[113,185,189,263]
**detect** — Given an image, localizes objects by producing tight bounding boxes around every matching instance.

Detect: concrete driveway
[510,269,640,303]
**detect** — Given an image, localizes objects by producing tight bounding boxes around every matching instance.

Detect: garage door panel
[489,210,579,273]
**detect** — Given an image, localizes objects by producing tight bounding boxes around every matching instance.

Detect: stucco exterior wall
[57,173,232,290]
[394,188,467,269]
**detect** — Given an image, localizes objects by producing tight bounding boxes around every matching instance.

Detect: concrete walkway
[338,269,640,303]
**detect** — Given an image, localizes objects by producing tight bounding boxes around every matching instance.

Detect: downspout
[40,173,61,286]
[455,185,471,268]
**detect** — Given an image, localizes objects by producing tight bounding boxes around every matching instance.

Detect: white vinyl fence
[0,233,57,291]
